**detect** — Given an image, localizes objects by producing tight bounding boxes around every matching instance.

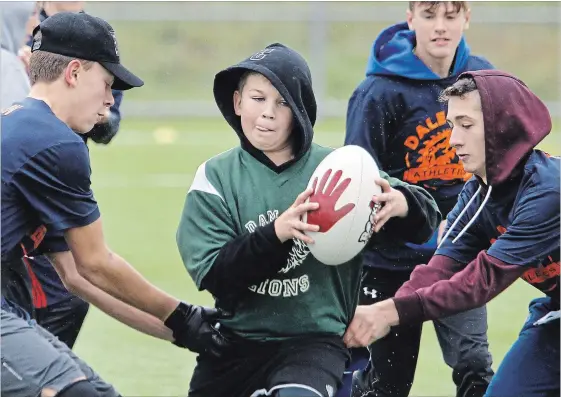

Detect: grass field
[91,2,560,105]
[71,117,559,396]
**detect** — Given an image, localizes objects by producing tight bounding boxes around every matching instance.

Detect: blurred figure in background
[0,1,38,330]
[0,2,36,109]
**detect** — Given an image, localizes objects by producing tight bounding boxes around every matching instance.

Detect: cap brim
[101,62,144,91]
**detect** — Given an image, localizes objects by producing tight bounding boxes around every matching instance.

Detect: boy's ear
[406,8,414,30]
[64,59,83,88]
[464,8,471,30]
[233,90,242,116]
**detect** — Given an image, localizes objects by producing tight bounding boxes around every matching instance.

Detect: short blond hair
[29,44,93,85]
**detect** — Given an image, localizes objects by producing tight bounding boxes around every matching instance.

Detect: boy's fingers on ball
[298,221,319,232]
[299,187,314,200]
[372,193,391,203]
[374,218,388,233]
[293,190,308,206]
[295,231,314,245]
[293,190,314,207]
[374,177,391,192]
[296,202,319,214]
[373,206,387,223]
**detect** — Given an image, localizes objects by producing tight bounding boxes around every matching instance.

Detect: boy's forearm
[78,251,179,321]
[392,251,525,325]
[67,274,173,341]
[48,251,174,340]
[63,221,180,321]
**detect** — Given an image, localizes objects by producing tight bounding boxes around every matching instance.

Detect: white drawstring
[437,185,489,249]
[451,185,493,244]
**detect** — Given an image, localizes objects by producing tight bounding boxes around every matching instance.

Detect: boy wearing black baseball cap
[1,12,227,397]
[30,10,143,90]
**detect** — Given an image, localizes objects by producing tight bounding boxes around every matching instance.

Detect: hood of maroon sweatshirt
[459,70,552,186]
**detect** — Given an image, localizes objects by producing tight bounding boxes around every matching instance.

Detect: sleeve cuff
[383,186,427,241]
[49,207,101,232]
[258,222,285,250]
[392,293,427,326]
[37,239,69,254]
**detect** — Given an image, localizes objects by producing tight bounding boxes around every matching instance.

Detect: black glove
[164,302,230,358]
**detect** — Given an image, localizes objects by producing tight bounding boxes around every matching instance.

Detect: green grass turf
[74,117,558,396]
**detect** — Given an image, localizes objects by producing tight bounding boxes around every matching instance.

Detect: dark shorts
[189,332,349,397]
[35,295,90,349]
[1,309,118,397]
[3,255,90,349]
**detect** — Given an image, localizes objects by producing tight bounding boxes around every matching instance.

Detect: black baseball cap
[31,12,143,91]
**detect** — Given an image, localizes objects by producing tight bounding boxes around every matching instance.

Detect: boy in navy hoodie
[344,69,560,397]
[342,2,494,396]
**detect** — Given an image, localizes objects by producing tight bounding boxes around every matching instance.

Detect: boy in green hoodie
[176,43,441,397]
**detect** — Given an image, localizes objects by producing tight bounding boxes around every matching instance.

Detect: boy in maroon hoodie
[344,69,559,397]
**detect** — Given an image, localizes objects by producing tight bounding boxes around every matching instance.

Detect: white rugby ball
[302,145,382,266]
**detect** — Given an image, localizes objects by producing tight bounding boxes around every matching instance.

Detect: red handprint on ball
[307,169,355,233]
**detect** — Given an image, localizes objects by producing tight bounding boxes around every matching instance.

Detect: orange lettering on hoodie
[403,111,471,184]
[490,225,559,287]
[522,259,560,286]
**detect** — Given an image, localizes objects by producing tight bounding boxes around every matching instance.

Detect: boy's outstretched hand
[343,300,400,348]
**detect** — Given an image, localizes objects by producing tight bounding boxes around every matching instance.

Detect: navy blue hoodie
[394,70,560,324]
[345,22,493,270]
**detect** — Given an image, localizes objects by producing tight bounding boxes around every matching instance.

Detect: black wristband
[163,302,190,331]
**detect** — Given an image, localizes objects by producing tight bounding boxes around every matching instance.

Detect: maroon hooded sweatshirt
[392,70,560,325]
